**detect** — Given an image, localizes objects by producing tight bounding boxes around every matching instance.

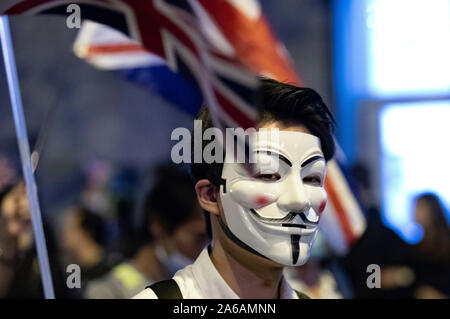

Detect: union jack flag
[1,0,366,254]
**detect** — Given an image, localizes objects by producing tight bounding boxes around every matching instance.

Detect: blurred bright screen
[367,0,450,97]
[380,101,450,243]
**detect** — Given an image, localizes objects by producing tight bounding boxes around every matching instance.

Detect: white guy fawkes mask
[218,130,327,266]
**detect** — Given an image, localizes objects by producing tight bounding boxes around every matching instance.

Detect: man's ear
[195,179,220,216]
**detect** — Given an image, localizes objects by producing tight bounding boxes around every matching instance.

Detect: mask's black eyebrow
[301,155,324,168]
[255,150,292,167]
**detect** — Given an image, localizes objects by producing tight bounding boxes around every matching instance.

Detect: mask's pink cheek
[318,201,326,214]
[254,195,271,207]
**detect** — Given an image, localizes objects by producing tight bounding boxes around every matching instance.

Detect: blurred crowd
[0,155,449,299]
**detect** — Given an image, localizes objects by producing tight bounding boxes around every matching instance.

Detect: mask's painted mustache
[250,209,318,225]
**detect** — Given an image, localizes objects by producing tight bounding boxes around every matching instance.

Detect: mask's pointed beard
[291,234,301,264]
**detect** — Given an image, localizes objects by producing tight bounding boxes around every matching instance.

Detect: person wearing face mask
[85,164,207,299]
[134,78,336,299]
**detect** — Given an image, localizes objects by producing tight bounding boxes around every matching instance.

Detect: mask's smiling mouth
[249,209,319,230]
[249,208,296,223]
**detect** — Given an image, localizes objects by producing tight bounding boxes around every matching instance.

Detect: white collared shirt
[133,247,300,299]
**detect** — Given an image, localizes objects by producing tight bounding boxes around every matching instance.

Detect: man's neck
[209,240,284,299]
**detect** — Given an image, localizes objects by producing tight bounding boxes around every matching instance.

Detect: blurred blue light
[367,0,450,97]
[380,101,450,243]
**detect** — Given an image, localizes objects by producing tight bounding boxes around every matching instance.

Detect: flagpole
[0,16,55,299]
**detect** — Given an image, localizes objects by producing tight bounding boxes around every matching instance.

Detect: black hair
[190,78,336,239]
[78,207,107,246]
[138,163,199,245]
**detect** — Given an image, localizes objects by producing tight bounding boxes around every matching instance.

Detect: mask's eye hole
[303,175,322,186]
[254,173,281,181]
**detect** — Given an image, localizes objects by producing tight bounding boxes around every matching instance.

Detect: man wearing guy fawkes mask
[134,78,335,299]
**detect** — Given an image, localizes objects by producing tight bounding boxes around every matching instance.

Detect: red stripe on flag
[198,0,301,85]
[213,88,255,129]
[86,43,150,56]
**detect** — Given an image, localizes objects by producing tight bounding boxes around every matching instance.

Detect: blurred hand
[0,182,33,250]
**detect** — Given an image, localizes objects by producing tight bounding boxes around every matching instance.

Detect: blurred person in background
[81,160,114,219]
[107,167,139,262]
[409,193,450,299]
[85,163,207,299]
[60,205,113,293]
[0,182,75,298]
[340,163,413,298]
[0,156,18,193]
[78,160,140,264]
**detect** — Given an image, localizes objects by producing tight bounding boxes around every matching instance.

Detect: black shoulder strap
[294,290,310,299]
[146,279,183,299]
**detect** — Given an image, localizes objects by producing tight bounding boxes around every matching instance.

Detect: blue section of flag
[120,65,203,116]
